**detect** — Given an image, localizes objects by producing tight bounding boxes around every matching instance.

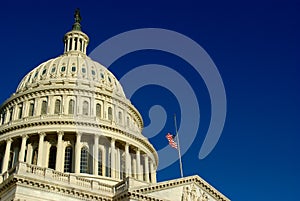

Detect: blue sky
[0,1,299,200]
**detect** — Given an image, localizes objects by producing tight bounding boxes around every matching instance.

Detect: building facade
[0,10,230,201]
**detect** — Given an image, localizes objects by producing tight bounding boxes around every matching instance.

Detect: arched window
[80,147,89,173]
[68,100,75,115]
[83,101,89,116]
[96,103,101,118]
[54,99,61,114]
[32,148,38,165]
[48,146,57,169]
[41,100,47,115]
[29,102,34,117]
[18,104,23,119]
[64,146,73,173]
[118,111,122,124]
[98,149,103,176]
[108,107,113,121]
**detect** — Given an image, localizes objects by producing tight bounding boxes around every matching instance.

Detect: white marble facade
[0,9,230,201]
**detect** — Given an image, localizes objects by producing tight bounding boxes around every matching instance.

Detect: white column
[103,101,107,119]
[3,109,8,123]
[74,132,82,173]
[67,38,70,51]
[37,132,45,167]
[64,39,66,52]
[49,95,55,114]
[75,37,78,51]
[132,157,137,178]
[2,138,13,173]
[125,143,130,178]
[90,95,95,117]
[72,37,75,51]
[150,161,157,183]
[116,149,120,179]
[110,138,116,178]
[83,42,86,54]
[62,95,67,115]
[136,149,143,180]
[19,134,28,162]
[26,144,33,164]
[56,131,64,171]
[93,134,99,175]
[102,145,106,176]
[144,155,150,182]
[11,106,16,122]
[24,101,29,117]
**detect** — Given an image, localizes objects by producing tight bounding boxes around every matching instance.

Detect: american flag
[166,133,177,149]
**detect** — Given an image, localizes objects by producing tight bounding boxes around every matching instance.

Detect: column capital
[56,131,64,136]
[111,137,115,143]
[124,142,129,152]
[76,132,82,137]
[21,134,29,139]
[38,132,46,137]
[6,138,13,143]
[94,134,99,139]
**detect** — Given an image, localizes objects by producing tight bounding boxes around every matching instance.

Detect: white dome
[0,9,158,185]
[16,54,126,99]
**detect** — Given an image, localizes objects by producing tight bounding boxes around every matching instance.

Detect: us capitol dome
[0,9,230,201]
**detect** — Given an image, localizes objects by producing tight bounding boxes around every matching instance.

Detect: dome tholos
[0,9,158,185]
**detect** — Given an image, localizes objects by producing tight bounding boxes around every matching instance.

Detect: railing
[76,176,92,188]
[0,162,114,194]
[52,170,69,182]
[25,163,45,177]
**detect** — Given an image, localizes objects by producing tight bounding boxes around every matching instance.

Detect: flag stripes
[166,133,177,149]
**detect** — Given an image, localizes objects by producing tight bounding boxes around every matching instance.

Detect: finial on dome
[63,9,89,54]
[72,8,82,31]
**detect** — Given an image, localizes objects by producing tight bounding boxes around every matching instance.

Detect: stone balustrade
[0,162,115,194]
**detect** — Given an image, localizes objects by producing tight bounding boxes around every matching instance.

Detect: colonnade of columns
[64,33,88,54]
[0,132,157,183]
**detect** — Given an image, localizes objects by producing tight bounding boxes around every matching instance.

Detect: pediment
[130,175,229,201]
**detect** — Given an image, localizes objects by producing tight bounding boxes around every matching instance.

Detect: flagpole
[174,114,184,178]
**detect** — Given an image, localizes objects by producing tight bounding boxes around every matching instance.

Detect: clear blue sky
[0,1,299,200]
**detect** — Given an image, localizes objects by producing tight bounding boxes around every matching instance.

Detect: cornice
[114,191,168,201]
[0,119,158,164]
